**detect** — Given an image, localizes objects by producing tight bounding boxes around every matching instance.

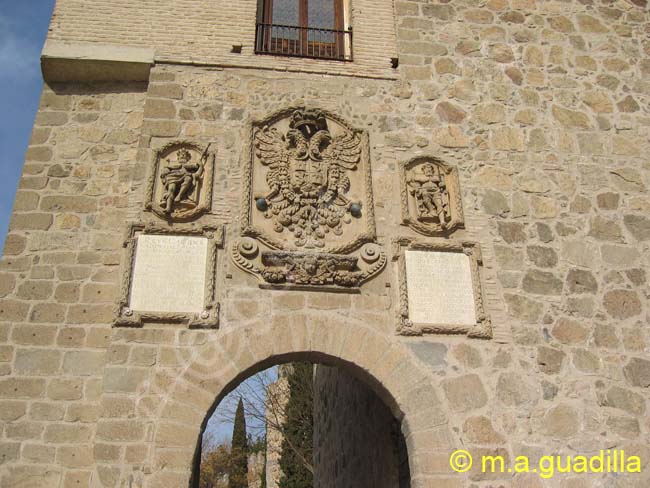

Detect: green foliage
[229,398,249,488]
[278,363,314,488]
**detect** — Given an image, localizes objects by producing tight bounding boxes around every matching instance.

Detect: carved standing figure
[159,148,205,214]
[407,162,449,228]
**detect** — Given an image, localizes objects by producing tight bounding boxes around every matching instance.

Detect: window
[255,0,352,61]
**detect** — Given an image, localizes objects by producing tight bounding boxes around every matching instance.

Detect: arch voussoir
[149,319,454,485]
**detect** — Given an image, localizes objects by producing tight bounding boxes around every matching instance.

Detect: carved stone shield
[242,107,376,254]
[234,107,385,291]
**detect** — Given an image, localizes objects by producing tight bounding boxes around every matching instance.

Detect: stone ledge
[41,40,154,82]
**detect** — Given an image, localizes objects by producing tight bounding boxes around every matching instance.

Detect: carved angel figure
[254,109,362,248]
[407,162,450,228]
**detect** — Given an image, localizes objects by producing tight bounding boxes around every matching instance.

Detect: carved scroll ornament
[232,238,385,291]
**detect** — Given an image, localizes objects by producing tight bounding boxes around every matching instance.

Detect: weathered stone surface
[498,222,526,243]
[607,415,640,439]
[623,358,650,388]
[565,269,598,294]
[543,404,580,438]
[1,466,61,488]
[497,372,536,406]
[432,125,470,147]
[40,196,97,213]
[552,318,588,345]
[537,347,565,374]
[407,342,447,368]
[603,290,641,319]
[482,190,510,216]
[474,103,506,124]
[548,16,575,33]
[577,14,608,33]
[463,416,505,444]
[492,127,525,151]
[442,374,488,412]
[526,246,557,268]
[589,216,622,242]
[434,59,461,76]
[522,270,563,295]
[490,43,515,63]
[63,351,106,376]
[573,349,600,373]
[435,101,466,123]
[14,349,61,375]
[601,386,646,415]
[551,105,591,129]
[624,215,650,241]
[617,95,640,113]
[504,293,543,322]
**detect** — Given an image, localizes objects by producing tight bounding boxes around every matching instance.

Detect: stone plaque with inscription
[395,238,491,338]
[405,250,476,325]
[129,234,208,313]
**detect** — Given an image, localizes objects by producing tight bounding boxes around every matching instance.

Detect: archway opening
[193,360,411,488]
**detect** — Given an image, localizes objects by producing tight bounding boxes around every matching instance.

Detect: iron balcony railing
[255,23,353,61]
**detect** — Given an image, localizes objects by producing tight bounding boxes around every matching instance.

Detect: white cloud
[0,14,41,79]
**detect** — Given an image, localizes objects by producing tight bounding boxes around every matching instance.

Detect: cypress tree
[229,397,249,488]
[278,363,313,488]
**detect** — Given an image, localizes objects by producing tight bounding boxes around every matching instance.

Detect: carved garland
[392,237,492,338]
[114,222,224,328]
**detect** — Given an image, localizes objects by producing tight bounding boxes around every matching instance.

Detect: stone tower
[1,1,650,487]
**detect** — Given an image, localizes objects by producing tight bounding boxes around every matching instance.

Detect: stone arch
[146,315,457,488]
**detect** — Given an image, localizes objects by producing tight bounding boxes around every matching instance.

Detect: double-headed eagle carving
[254,109,362,249]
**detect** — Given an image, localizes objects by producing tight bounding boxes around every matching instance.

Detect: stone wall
[1,1,650,487]
[313,364,401,488]
[264,366,290,488]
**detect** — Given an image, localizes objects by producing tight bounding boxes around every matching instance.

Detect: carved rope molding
[114,222,224,329]
[392,237,492,339]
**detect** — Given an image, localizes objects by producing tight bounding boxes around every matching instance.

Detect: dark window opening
[255,0,353,61]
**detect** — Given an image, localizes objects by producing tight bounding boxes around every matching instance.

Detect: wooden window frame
[256,0,352,61]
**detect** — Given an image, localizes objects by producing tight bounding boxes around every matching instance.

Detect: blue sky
[0,0,55,250]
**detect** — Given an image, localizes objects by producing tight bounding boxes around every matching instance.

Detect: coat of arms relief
[233,108,386,289]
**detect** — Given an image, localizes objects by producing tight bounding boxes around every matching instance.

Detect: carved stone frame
[144,140,215,221]
[399,156,464,236]
[240,106,377,255]
[393,237,492,338]
[114,222,224,329]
